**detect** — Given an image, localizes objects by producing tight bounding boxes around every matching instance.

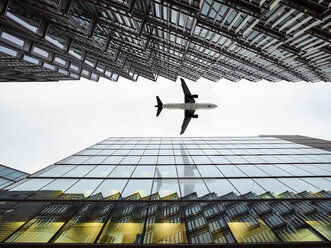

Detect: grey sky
[0,77,331,174]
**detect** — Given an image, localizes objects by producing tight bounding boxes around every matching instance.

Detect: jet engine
[192,94,198,98]
[191,114,199,118]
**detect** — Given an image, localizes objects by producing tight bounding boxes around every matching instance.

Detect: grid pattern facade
[0,164,29,189]
[0,136,330,246]
[0,0,330,83]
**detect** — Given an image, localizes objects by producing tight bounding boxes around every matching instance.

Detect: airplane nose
[213,104,218,108]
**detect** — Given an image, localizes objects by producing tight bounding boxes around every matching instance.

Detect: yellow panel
[144,223,187,244]
[53,222,103,243]
[0,222,25,242]
[277,228,322,242]
[98,221,144,243]
[5,219,64,243]
[306,221,331,241]
[228,218,279,243]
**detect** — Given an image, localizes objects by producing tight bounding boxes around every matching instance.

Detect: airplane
[155,78,217,135]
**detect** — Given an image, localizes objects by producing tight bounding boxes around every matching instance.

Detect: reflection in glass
[228,217,279,243]
[217,165,246,177]
[63,179,102,198]
[53,204,109,243]
[120,156,141,164]
[90,179,128,199]
[254,179,291,197]
[85,166,115,177]
[205,179,239,197]
[122,180,153,198]
[177,165,199,177]
[63,166,95,177]
[157,156,175,164]
[145,223,187,243]
[97,203,144,244]
[31,179,79,199]
[108,166,135,178]
[139,156,157,164]
[132,166,155,177]
[10,179,53,191]
[82,156,108,164]
[152,179,180,199]
[37,165,76,177]
[278,178,321,194]
[197,165,223,177]
[101,156,124,164]
[179,179,209,198]
[6,216,65,243]
[237,165,268,176]
[155,166,177,177]
[229,179,265,196]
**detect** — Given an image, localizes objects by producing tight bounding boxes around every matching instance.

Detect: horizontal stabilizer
[156,106,163,117]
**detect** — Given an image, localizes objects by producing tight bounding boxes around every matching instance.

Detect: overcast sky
[0,76,331,174]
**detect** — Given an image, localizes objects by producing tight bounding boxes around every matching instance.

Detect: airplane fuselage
[163,103,217,110]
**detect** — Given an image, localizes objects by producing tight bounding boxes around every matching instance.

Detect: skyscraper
[0,135,330,246]
[0,0,330,82]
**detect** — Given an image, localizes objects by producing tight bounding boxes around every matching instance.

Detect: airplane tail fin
[155,96,163,117]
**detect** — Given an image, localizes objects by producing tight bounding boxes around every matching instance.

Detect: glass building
[0,164,29,189]
[0,0,330,82]
[0,135,330,247]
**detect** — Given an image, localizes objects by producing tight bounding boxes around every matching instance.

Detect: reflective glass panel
[132,166,155,177]
[63,179,102,198]
[122,179,153,198]
[152,179,180,199]
[91,179,128,199]
[85,166,115,177]
[108,166,135,178]
[37,165,76,177]
[179,179,209,198]
[62,166,95,177]
[155,166,177,177]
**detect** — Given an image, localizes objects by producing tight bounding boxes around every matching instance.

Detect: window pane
[120,156,141,164]
[102,156,124,164]
[132,166,155,177]
[10,179,53,191]
[179,179,209,198]
[91,179,128,199]
[85,166,116,177]
[82,156,108,164]
[197,165,224,177]
[152,179,180,199]
[278,178,321,194]
[63,179,102,198]
[37,165,76,177]
[237,165,269,176]
[108,166,135,178]
[177,165,200,177]
[208,156,231,164]
[254,178,292,197]
[158,156,175,164]
[155,166,177,177]
[122,179,153,198]
[205,179,239,198]
[63,166,95,177]
[139,156,157,164]
[229,179,265,196]
[216,165,246,177]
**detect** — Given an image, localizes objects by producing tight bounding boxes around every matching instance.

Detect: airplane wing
[180,110,195,135]
[180,78,195,103]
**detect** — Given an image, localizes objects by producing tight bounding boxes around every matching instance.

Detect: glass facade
[0,135,330,246]
[0,164,29,189]
[0,0,330,82]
